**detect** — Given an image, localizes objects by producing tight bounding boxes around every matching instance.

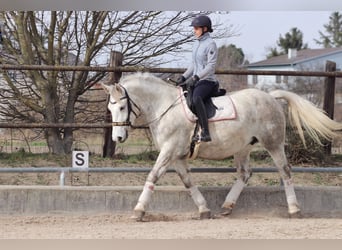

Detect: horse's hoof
[132,210,146,222]
[289,211,302,219]
[221,207,233,216]
[200,210,211,220]
[221,202,234,216]
[210,213,226,219]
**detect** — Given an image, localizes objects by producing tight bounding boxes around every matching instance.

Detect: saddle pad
[179,88,237,123]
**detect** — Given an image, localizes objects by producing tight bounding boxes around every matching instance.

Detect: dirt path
[1,213,341,239]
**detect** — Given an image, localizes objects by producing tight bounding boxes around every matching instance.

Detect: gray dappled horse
[102,73,341,221]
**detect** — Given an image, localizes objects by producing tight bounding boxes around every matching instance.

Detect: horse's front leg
[174,159,211,219]
[133,150,172,221]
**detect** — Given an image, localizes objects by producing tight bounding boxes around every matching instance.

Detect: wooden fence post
[102,51,123,158]
[322,60,336,155]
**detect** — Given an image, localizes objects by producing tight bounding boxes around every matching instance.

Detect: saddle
[184,84,227,118]
[178,85,237,160]
[179,85,236,123]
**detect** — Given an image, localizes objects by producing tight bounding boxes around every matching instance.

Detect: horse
[101,72,342,221]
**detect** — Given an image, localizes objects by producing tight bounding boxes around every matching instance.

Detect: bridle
[109,85,140,127]
[109,84,181,129]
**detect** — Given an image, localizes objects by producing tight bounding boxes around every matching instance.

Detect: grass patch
[250,150,273,164]
[313,173,323,185]
[329,154,342,165]
[113,150,159,164]
[0,151,70,167]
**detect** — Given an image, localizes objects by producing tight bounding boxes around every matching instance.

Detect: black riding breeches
[192,80,218,105]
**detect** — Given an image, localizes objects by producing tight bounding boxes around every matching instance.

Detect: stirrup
[194,130,211,142]
[200,132,211,142]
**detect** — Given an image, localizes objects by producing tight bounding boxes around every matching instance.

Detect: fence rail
[0,122,127,128]
[1,63,342,77]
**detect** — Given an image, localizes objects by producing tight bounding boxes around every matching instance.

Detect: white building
[246,47,342,90]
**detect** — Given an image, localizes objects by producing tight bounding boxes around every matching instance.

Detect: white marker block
[72,151,89,168]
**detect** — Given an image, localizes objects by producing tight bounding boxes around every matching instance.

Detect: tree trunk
[45,128,65,154]
[42,83,68,154]
[62,88,78,154]
[102,51,123,158]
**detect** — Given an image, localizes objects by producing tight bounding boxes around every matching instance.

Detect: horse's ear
[114,83,123,94]
[100,82,114,94]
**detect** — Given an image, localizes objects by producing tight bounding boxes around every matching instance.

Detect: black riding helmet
[190,15,213,33]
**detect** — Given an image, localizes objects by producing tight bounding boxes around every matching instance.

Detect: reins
[131,95,182,129]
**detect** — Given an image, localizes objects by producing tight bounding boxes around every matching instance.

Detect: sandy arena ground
[1,212,341,239]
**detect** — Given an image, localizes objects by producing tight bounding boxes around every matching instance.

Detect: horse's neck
[127,80,178,121]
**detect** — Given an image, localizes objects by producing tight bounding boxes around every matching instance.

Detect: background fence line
[1,63,342,77]
[0,60,340,177]
[0,122,126,129]
[0,61,339,130]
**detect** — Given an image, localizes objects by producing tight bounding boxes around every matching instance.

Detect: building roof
[247,47,342,68]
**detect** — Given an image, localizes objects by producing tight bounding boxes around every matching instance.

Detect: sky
[169,11,334,67]
[222,11,333,63]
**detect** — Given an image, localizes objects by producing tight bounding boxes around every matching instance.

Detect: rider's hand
[176,75,186,86]
[186,75,199,88]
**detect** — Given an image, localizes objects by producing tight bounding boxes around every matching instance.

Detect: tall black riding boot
[194,98,211,142]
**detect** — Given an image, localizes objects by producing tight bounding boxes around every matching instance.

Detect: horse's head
[101,82,135,143]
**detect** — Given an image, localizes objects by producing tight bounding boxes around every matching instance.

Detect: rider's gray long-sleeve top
[183,32,218,82]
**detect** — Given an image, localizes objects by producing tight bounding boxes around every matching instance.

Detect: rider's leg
[192,81,217,142]
[193,96,211,142]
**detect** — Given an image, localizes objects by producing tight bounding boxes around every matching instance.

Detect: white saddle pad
[179,88,237,123]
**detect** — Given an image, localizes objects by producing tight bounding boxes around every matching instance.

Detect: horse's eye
[120,106,125,111]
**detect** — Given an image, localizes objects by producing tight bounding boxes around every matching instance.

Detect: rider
[177,15,219,142]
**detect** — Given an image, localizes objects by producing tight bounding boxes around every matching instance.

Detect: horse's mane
[120,72,176,88]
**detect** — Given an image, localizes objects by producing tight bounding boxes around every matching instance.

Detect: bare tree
[0,11,234,154]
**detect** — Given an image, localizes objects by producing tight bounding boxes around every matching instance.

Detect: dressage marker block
[72,151,89,168]
[71,151,90,186]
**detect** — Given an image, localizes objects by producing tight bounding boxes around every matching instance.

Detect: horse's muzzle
[117,136,126,143]
[113,129,128,143]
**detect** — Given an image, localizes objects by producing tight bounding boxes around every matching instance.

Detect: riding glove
[186,75,200,88]
[176,75,186,86]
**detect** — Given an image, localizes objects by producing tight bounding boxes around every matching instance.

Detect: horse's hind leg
[175,160,211,219]
[221,146,253,216]
[267,145,301,217]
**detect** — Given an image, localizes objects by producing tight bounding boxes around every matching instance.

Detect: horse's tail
[269,90,342,147]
